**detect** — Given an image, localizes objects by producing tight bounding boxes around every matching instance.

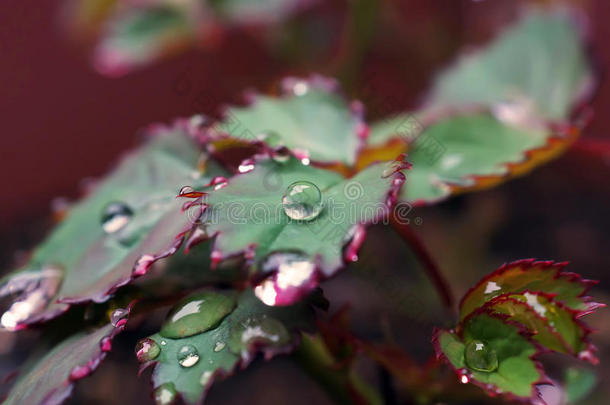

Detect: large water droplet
[135,338,161,362]
[160,292,236,338]
[177,344,200,368]
[228,315,290,358]
[154,383,177,405]
[101,202,133,234]
[282,181,323,221]
[0,266,63,331]
[464,340,498,372]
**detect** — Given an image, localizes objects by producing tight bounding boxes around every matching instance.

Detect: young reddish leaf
[434,312,545,401]
[434,261,603,401]
[3,304,132,405]
[206,76,366,166]
[185,154,407,306]
[459,259,600,321]
[0,127,227,329]
[138,289,324,405]
[484,292,595,359]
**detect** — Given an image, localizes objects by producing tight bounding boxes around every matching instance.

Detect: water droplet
[255,252,316,306]
[214,341,226,352]
[382,160,404,178]
[228,315,290,357]
[282,181,323,221]
[154,383,177,405]
[238,159,255,173]
[135,338,161,362]
[161,340,167,346]
[292,81,309,96]
[460,374,469,384]
[179,185,194,195]
[110,308,129,327]
[211,176,228,191]
[177,344,200,368]
[200,370,213,386]
[0,266,63,331]
[160,292,236,338]
[271,146,291,163]
[101,202,133,234]
[464,340,498,372]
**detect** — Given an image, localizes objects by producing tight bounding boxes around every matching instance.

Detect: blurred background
[1,0,609,404]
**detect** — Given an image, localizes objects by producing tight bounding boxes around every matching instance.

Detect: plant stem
[389,213,454,311]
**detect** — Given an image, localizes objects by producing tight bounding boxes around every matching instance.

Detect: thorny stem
[389,213,455,311]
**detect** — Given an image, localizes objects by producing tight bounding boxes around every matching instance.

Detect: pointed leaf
[0,128,227,329]
[434,312,543,400]
[208,77,365,166]
[460,260,598,321]
[426,11,593,121]
[4,306,131,405]
[140,289,323,404]
[189,154,406,304]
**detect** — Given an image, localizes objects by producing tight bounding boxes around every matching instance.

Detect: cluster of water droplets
[0,266,64,331]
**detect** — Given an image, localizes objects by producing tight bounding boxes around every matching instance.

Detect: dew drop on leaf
[213,341,226,352]
[101,202,133,234]
[110,307,129,327]
[282,181,323,221]
[255,251,316,306]
[135,338,161,362]
[200,371,213,386]
[160,292,236,338]
[177,344,200,368]
[464,340,498,372]
[0,266,63,331]
[271,146,291,163]
[228,315,290,357]
[154,382,177,405]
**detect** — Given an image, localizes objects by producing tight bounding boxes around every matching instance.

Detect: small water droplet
[214,341,226,352]
[238,159,255,173]
[382,160,404,178]
[179,185,194,195]
[292,81,309,96]
[460,374,469,384]
[228,315,290,357]
[110,308,129,327]
[282,181,323,221]
[154,383,177,405]
[161,340,167,346]
[101,202,133,234]
[177,344,200,368]
[271,146,291,163]
[464,340,498,372]
[0,266,63,331]
[135,338,161,362]
[160,292,236,338]
[211,176,228,191]
[200,370,213,386]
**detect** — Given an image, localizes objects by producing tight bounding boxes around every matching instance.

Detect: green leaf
[434,312,543,400]
[94,5,196,76]
[564,367,597,403]
[0,127,227,329]
[4,306,131,405]
[426,10,593,121]
[140,289,323,405]
[208,77,365,166]
[191,154,406,305]
[362,10,594,205]
[210,0,310,24]
[459,260,598,321]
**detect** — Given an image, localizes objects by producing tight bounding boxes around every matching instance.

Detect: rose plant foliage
[0,8,605,405]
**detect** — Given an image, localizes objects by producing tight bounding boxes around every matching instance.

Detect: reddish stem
[389,213,454,311]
